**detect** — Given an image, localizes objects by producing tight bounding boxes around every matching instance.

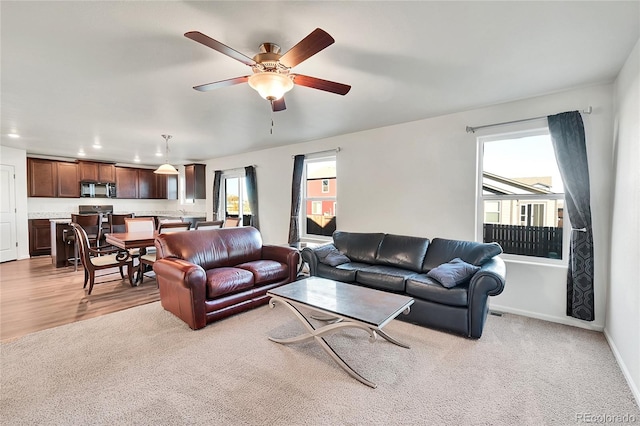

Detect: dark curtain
[548,111,594,321]
[244,166,259,230]
[212,170,222,220]
[288,155,305,244]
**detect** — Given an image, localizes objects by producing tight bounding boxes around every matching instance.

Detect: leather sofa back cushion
[376,234,430,272]
[155,227,263,270]
[423,238,502,270]
[333,231,385,264]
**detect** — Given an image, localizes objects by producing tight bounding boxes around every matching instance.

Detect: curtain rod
[292,147,341,158]
[465,106,592,134]
[221,165,256,173]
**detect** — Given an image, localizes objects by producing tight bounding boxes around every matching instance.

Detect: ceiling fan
[184,28,351,112]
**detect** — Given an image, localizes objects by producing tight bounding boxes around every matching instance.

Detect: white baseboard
[489,304,604,332]
[604,329,640,408]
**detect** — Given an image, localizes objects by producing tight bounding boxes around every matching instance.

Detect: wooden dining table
[105,231,158,284]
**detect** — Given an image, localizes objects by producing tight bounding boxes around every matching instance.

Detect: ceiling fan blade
[279,28,335,68]
[291,74,351,95]
[271,97,286,112]
[193,76,250,92]
[185,31,255,66]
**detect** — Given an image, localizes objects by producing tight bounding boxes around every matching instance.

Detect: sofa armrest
[466,256,507,338]
[153,257,208,330]
[301,246,320,276]
[469,257,507,297]
[261,245,300,282]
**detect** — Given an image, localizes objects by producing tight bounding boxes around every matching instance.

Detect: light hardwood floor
[0,256,159,342]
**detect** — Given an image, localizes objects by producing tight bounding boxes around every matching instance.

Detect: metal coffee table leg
[269,296,407,388]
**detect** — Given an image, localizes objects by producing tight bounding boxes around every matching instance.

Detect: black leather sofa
[301,231,506,338]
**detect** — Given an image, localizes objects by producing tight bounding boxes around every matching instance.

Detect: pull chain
[270,101,275,135]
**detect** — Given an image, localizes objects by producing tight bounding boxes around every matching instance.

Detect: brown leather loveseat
[153,226,299,330]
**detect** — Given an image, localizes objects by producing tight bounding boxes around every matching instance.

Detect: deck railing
[483,224,563,259]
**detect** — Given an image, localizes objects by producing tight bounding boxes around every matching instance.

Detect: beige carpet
[1,302,638,425]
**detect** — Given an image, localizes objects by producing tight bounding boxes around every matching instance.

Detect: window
[303,156,337,238]
[478,129,566,260]
[220,172,252,224]
[321,179,330,193]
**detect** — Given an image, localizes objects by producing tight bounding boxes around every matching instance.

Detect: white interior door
[0,164,18,262]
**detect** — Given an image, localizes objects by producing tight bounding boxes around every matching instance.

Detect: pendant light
[154,134,179,175]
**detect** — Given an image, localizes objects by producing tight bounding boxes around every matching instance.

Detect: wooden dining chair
[108,213,134,234]
[124,217,156,233]
[194,220,224,230]
[222,217,242,228]
[139,222,191,284]
[66,213,103,271]
[71,223,134,295]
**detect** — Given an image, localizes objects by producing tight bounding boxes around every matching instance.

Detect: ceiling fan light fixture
[248,72,293,101]
[154,134,180,175]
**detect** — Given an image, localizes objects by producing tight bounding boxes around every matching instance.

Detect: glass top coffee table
[267,277,414,388]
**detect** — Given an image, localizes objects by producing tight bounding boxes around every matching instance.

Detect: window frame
[218,170,251,221]
[476,127,570,265]
[302,154,337,242]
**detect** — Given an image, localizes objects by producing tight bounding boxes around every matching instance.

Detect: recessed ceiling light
[8,133,20,138]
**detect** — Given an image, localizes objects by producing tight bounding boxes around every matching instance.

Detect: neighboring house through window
[303,156,337,239]
[478,129,567,260]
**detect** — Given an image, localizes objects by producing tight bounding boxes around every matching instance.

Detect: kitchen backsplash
[27,198,207,219]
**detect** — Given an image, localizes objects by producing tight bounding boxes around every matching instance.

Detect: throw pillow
[315,244,351,267]
[427,258,480,288]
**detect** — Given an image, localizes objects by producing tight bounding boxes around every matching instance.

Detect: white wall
[0,146,30,260]
[206,83,614,331]
[607,38,640,406]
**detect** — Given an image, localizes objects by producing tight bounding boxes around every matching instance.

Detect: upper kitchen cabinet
[185,164,206,199]
[79,161,116,183]
[27,158,56,197]
[57,162,80,197]
[137,169,156,199]
[156,174,178,200]
[27,158,79,198]
[115,167,138,199]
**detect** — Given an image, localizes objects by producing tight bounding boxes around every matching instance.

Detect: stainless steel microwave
[80,182,117,198]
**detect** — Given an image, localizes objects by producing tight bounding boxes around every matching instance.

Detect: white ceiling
[2,1,638,166]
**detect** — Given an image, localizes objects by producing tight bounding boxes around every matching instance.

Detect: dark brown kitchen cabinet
[28,219,51,256]
[27,158,57,197]
[79,161,99,181]
[185,163,206,199]
[115,167,138,199]
[98,163,116,182]
[138,169,156,199]
[56,162,80,197]
[27,158,78,198]
[156,174,178,200]
[79,161,116,183]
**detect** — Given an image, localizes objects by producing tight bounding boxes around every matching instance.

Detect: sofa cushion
[205,267,255,299]
[315,244,351,267]
[376,234,430,272]
[427,258,480,288]
[236,260,289,285]
[356,265,417,292]
[333,231,385,264]
[422,238,503,271]
[406,274,469,307]
[317,262,370,283]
